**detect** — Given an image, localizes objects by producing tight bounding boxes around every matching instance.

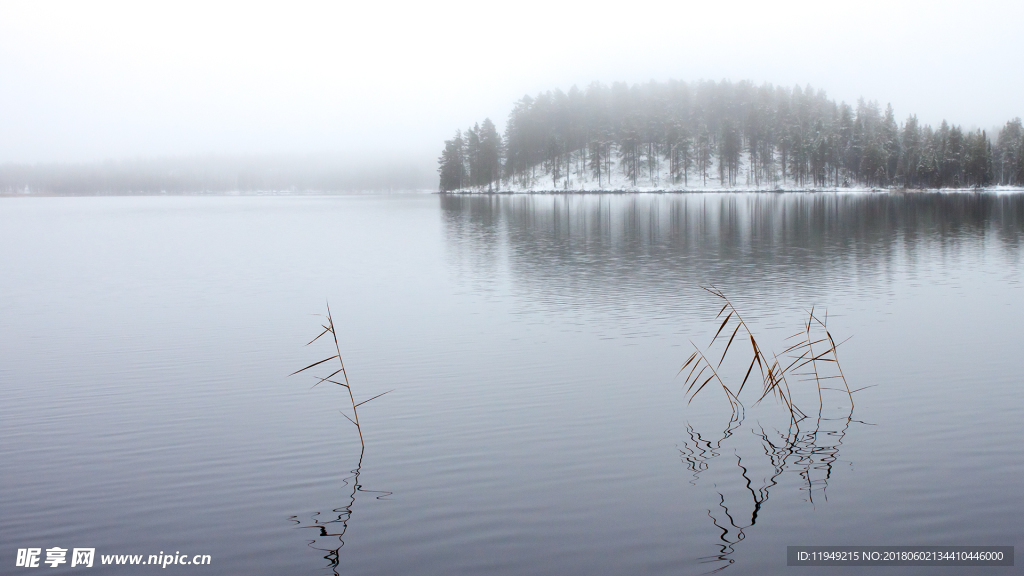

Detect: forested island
[438,80,1024,193]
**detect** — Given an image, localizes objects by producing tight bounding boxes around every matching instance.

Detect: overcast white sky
[1,0,1021,165]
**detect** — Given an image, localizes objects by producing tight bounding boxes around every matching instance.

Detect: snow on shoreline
[447,150,1024,195]
[445,186,1024,195]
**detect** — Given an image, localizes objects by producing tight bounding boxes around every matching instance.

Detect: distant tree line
[438,80,1024,191]
[0,155,435,195]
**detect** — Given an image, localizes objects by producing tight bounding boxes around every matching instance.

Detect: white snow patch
[450,147,1023,194]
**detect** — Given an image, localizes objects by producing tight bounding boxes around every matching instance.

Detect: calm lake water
[2,193,1022,575]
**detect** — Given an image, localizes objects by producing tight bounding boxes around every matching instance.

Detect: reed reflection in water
[681,406,869,573]
[290,448,392,574]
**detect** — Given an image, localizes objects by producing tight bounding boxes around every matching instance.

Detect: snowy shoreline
[443,185,1024,195]
[444,143,1024,195]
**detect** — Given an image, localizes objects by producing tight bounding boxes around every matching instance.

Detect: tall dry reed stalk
[680,286,860,423]
[291,302,391,447]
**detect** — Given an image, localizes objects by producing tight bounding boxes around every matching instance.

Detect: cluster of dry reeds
[290,303,391,447]
[680,286,865,424]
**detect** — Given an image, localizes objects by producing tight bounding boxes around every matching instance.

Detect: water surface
[2,193,1021,574]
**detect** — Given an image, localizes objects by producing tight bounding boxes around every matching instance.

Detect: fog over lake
[2,1,1022,183]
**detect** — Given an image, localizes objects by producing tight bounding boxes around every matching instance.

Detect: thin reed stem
[327,302,364,447]
[292,301,392,449]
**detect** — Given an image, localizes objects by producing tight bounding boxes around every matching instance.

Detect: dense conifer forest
[438,80,1024,192]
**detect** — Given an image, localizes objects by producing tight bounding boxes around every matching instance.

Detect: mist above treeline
[438,80,1024,192]
[0,154,435,195]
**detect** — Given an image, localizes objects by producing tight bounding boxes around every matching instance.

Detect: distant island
[438,80,1024,193]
